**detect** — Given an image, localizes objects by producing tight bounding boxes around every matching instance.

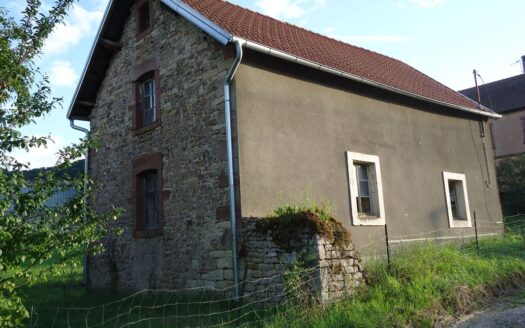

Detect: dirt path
[453,289,525,328]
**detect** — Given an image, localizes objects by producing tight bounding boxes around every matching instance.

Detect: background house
[460,56,525,160]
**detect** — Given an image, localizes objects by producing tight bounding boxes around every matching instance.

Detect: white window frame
[346,152,385,226]
[442,172,472,228]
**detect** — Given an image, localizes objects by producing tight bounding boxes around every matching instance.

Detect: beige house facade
[460,65,525,160]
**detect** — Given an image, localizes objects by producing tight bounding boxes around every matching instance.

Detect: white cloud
[10,136,66,169]
[405,0,445,8]
[330,34,410,44]
[43,3,104,55]
[255,0,326,20]
[49,60,78,88]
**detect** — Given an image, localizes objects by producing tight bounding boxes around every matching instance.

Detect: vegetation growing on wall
[255,203,351,251]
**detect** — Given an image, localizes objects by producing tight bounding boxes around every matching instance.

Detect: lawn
[20,233,525,327]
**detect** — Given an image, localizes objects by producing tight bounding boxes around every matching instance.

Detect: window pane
[141,79,155,125]
[359,181,370,197]
[449,181,459,219]
[357,196,371,214]
[355,164,370,197]
[142,172,159,228]
[356,165,368,181]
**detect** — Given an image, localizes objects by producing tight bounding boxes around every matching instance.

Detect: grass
[264,235,525,328]
[19,233,525,327]
[21,261,284,327]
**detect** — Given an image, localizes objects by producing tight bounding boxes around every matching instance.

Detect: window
[136,0,153,37]
[139,77,156,126]
[132,66,160,134]
[443,172,471,228]
[346,152,385,226]
[138,2,151,33]
[140,171,159,229]
[132,152,166,238]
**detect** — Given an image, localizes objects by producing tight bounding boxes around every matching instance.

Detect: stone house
[460,56,525,161]
[67,0,504,297]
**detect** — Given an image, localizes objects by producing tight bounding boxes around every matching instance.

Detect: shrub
[255,203,351,250]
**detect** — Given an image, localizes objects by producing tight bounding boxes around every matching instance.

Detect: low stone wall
[239,218,365,304]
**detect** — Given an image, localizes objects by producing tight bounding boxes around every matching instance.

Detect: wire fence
[27,214,525,328]
[28,267,320,328]
[381,214,525,274]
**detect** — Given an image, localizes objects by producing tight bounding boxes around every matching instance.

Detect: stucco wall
[493,108,525,158]
[234,58,503,255]
[88,1,235,290]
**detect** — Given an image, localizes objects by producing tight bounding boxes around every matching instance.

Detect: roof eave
[67,0,115,120]
[161,0,231,45]
[67,0,232,121]
[232,37,502,120]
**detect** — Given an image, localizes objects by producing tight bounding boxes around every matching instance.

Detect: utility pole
[473,69,482,109]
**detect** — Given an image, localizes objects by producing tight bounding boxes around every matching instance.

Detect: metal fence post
[385,224,392,273]
[473,211,480,256]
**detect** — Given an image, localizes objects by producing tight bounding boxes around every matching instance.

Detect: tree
[0,1,120,326]
[497,154,525,216]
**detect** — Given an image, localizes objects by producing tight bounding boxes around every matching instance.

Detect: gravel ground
[453,289,525,328]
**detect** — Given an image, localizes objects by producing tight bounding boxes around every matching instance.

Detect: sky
[4,0,525,168]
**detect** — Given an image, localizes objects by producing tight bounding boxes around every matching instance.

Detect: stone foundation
[239,218,365,304]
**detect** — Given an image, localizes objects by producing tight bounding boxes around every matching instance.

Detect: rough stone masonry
[240,218,365,303]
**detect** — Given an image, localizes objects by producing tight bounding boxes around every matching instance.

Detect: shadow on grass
[23,275,290,327]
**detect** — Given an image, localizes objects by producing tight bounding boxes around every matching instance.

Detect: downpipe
[224,39,243,302]
[479,120,492,188]
[69,120,90,286]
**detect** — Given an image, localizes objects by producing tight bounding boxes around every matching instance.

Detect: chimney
[522,55,525,74]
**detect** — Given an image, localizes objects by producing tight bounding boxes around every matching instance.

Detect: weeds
[264,237,525,328]
[256,203,351,250]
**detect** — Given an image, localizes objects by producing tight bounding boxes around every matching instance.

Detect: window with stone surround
[137,73,156,126]
[135,0,153,38]
[131,58,160,135]
[139,171,159,229]
[442,172,472,228]
[133,152,168,238]
[346,151,386,226]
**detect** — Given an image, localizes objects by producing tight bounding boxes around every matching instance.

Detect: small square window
[443,172,472,228]
[346,152,386,226]
[138,2,151,34]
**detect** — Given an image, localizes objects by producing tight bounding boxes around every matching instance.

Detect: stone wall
[240,218,365,304]
[88,0,236,291]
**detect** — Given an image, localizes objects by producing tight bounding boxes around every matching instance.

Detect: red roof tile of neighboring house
[183,0,483,112]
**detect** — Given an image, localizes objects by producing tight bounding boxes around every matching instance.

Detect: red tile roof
[183,0,483,112]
